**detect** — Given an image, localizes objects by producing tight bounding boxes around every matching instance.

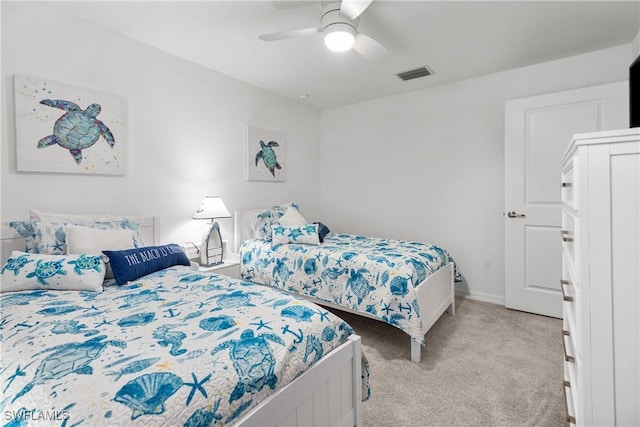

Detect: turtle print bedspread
[0,266,369,426]
[240,233,460,345]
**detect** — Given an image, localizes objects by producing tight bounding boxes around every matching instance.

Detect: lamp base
[200,221,224,267]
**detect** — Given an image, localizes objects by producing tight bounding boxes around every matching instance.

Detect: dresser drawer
[561,210,578,269]
[561,272,576,305]
[562,258,578,354]
[562,297,576,346]
[562,327,577,364]
[562,157,578,211]
[564,363,578,425]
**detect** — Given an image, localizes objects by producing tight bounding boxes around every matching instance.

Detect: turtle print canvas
[14,74,127,175]
[246,126,287,182]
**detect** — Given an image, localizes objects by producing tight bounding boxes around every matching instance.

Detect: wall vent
[396,66,433,81]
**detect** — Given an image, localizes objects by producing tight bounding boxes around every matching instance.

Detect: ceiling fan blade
[340,0,373,20]
[353,32,390,64]
[259,27,320,41]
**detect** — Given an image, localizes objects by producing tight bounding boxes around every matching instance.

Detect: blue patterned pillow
[272,224,320,246]
[0,251,105,292]
[10,220,144,255]
[9,221,65,254]
[103,244,190,286]
[248,202,300,240]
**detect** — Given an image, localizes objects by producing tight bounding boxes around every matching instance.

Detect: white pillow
[0,251,105,292]
[279,206,308,227]
[66,225,136,280]
[65,224,136,254]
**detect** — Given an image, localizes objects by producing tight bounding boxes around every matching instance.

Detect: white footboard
[410,262,455,363]
[236,335,363,427]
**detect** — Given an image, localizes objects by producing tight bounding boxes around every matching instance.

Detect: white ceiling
[52,1,640,110]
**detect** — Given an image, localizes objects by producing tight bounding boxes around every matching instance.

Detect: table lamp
[193,196,231,266]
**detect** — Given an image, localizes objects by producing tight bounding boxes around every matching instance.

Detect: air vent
[396,66,433,81]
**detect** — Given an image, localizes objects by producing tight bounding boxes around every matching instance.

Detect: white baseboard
[455,289,505,306]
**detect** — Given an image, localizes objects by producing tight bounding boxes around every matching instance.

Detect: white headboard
[233,209,263,253]
[0,216,159,266]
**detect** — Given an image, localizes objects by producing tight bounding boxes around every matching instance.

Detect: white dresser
[560,128,639,426]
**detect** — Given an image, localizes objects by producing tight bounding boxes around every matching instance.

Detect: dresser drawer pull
[562,182,572,188]
[562,334,575,363]
[563,381,577,424]
[561,231,574,243]
[562,329,570,337]
[561,280,574,303]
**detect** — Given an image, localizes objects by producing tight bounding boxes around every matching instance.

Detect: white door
[504,81,627,317]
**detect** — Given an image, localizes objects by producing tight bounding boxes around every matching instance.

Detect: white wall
[2,2,635,305]
[1,3,321,248]
[320,44,631,303]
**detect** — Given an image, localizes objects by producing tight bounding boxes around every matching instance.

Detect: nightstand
[184,241,241,279]
[197,260,240,279]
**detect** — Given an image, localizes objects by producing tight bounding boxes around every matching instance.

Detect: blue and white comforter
[0,266,368,426]
[240,233,460,344]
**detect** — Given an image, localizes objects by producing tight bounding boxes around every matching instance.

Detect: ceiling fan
[258,0,391,64]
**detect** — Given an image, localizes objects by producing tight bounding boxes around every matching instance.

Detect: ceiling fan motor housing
[321,2,359,34]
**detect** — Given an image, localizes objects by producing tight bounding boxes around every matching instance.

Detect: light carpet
[327,297,565,427]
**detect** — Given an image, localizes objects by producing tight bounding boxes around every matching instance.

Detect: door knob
[507,211,525,218]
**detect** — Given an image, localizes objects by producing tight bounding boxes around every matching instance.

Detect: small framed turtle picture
[246,126,287,182]
[14,74,127,175]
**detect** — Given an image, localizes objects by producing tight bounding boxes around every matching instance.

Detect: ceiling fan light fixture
[324,23,355,52]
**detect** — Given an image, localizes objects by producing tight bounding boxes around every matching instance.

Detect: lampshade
[192,196,231,220]
[324,23,355,52]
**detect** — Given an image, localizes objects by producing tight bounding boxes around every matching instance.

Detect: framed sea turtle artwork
[246,126,287,182]
[14,74,127,175]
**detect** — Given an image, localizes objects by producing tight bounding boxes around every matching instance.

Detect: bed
[0,214,368,427]
[234,204,459,364]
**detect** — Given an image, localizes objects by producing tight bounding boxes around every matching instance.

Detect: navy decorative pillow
[314,222,331,243]
[103,244,190,286]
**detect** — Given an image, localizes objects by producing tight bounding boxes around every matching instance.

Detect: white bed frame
[0,216,363,427]
[0,217,160,260]
[234,209,455,364]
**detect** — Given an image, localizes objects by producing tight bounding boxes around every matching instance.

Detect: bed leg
[351,335,363,427]
[411,339,421,363]
[448,262,456,315]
